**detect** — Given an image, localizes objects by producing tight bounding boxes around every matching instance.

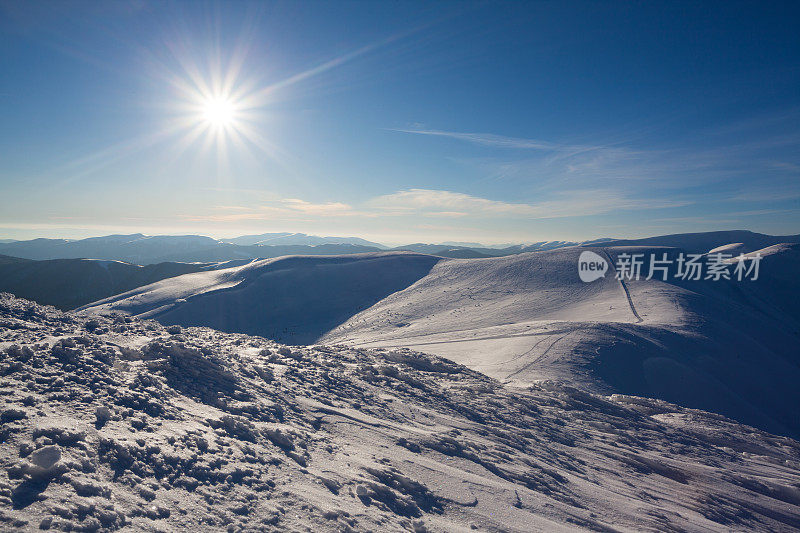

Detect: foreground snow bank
[1,294,799,531]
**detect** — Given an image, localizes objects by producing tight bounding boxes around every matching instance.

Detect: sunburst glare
[50,21,405,183]
[162,52,281,169]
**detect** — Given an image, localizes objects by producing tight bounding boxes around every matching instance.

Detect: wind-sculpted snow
[1,294,800,531]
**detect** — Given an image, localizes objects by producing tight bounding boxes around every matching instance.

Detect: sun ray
[80,16,423,186]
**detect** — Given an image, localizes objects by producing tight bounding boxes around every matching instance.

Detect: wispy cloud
[393,124,800,197]
[726,189,800,203]
[211,205,255,211]
[653,209,792,224]
[368,188,688,219]
[392,128,670,193]
[183,197,367,222]
[279,199,362,216]
[391,128,572,151]
[186,187,687,224]
[390,129,636,169]
[368,189,540,216]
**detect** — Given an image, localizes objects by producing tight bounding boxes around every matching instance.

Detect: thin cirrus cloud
[184,198,367,222]
[390,127,640,162]
[187,188,689,223]
[393,126,800,196]
[395,127,778,200]
[279,199,360,216]
[368,188,688,219]
[390,128,570,151]
[392,127,676,193]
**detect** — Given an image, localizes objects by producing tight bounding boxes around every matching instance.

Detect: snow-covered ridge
[326,244,800,438]
[1,294,800,531]
[78,243,800,440]
[79,252,442,344]
[0,256,213,311]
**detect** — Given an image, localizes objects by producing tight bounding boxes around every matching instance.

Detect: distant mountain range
[1,230,798,265]
[599,230,800,253]
[0,232,602,263]
[0,234,383,265]
[220,232,386,248]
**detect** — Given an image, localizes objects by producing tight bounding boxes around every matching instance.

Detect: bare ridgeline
[0,230,800,531]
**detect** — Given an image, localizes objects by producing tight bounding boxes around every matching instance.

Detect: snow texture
[2,294,800,531]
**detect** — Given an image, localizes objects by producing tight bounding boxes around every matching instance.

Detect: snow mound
[707,242,747,254]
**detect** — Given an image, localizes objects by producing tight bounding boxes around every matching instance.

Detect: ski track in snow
[600,248,643,323]
[503,332,573,382]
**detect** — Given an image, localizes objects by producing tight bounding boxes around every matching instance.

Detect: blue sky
[1,1,798,244]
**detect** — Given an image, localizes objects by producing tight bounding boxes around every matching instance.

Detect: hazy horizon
[3,227,800,251]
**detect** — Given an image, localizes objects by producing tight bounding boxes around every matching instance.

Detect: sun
[201,96,236,127]
[162,51,282,158]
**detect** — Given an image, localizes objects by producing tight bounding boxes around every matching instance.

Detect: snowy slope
[78,241,800,438]
[0,256,208,310]
[80,253,441,344]
[2,294,800,531]
[599,230,800,254]
[324,244,800,438]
